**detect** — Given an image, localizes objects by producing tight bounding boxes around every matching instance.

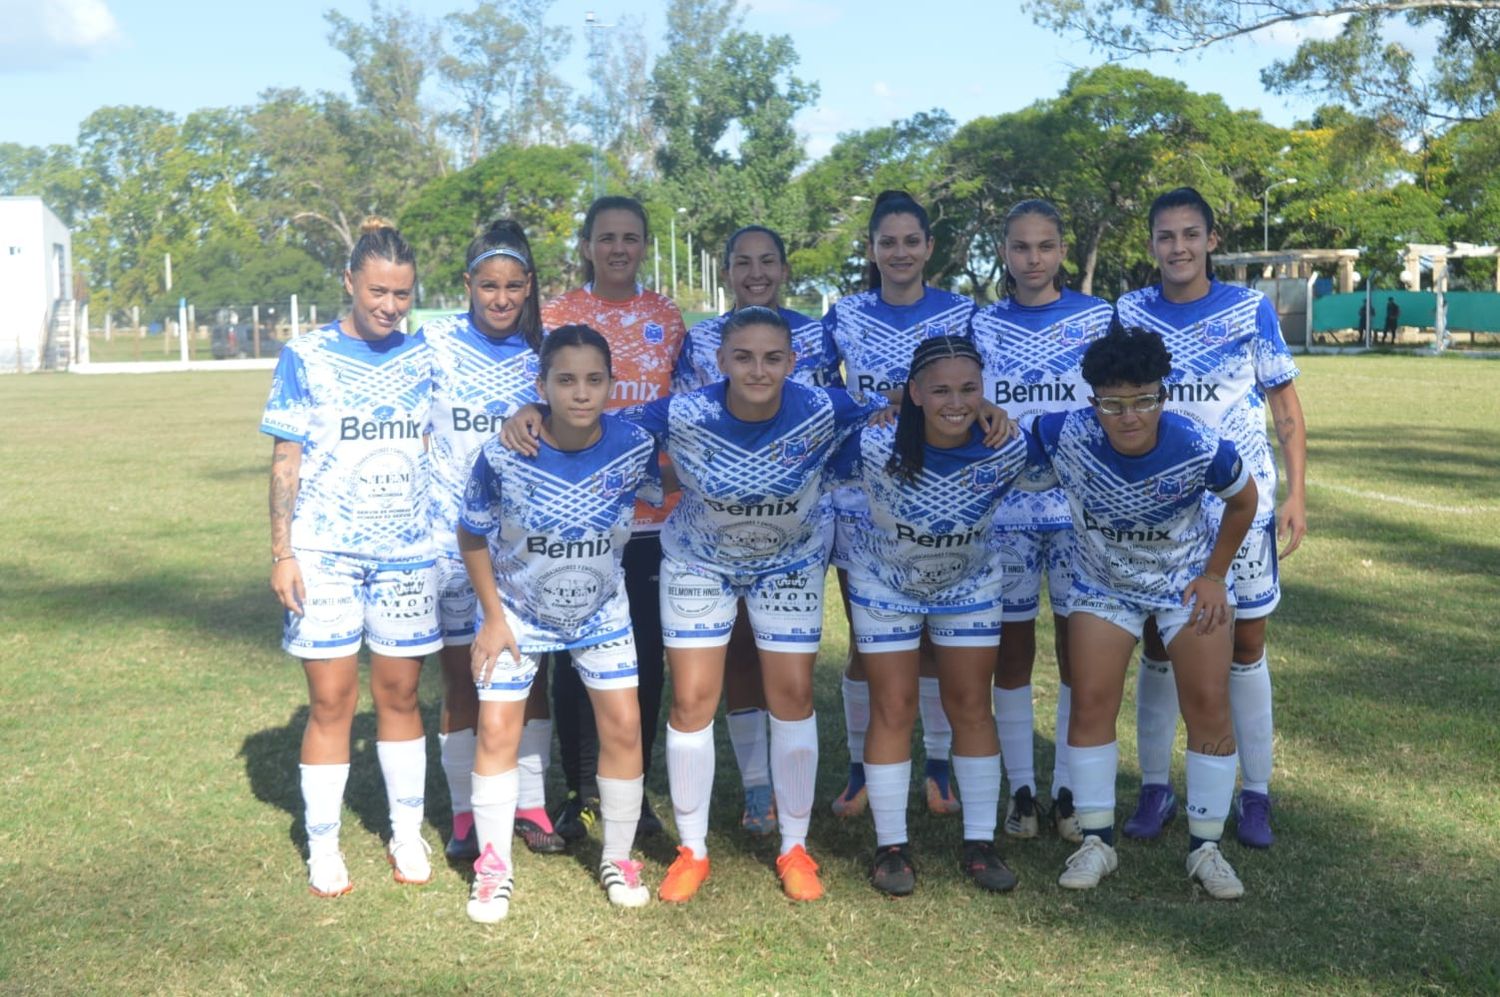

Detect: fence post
[252,304,261,358]
[178,298,190,363]
[290,294,300,339]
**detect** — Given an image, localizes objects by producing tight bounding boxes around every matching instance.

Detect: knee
[1232,621,1267,663]
[870,689,918,731]
[307,680,358,725]
[669,683,718,730]
[939,689,991,731]
[475,704,511,750]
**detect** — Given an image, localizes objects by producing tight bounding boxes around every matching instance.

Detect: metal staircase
[43,298,75,371]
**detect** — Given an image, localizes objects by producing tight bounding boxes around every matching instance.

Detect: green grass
[2,356,1498,994]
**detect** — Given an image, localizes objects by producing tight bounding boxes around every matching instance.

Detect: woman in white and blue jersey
[263,218,441,898]
[825,190,986,822]
[1114,187,1308,850]
[672,225,843,838]
[971,199,1113,844]
[1027,327,1258,899]
[423,221,563,862]
[828,335,1031,897]
[457,325,662,922]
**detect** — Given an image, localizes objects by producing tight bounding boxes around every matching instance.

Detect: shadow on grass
[1310,423,1500,494]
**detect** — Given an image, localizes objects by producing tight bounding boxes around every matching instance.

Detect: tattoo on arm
[1274,412,1301,443]
[270,443,300,555]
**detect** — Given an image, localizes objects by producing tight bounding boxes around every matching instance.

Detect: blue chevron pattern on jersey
[673,307,842,393]
[459,416,660,648]
[424,312,541,555]
[972,289,1113,531]
[828,422,1030,612]
[1114,281,1299,526]
[823,288,977,404]
[630,381,876,579]
[261,324,434,562]
[1028,409,1250,609]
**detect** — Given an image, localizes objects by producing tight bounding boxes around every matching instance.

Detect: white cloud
[0,0,122,71]
[1250,12,1351,48]
[872,80,894,99]
[742,0,841,27]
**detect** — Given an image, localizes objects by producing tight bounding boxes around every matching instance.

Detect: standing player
[1027,326,1257,899]
[971,200,1112,843]
[1115,187,1307,849]
[673,225,843,836]
[458,325,661,922]
[541,196,687,841]
[263,218,442,897]
[830,335,1031,896]
[423,221,562,862]
[825,191,980,819]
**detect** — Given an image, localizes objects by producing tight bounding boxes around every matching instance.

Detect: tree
[324,2,443,151]
[650,0,818,256]
[1025,0,1500,131]
[438,2,527,164]
[398,143,600,302]
[578,15,658,180]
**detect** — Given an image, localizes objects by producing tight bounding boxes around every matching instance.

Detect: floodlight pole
[585,12,614,199]
[1262,177,1299,252]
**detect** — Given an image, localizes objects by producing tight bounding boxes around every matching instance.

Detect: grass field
[2,356,1498,994]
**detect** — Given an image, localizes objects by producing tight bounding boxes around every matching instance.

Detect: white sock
[993,685,1035,794]
[1230,654,1274,795]
[841,675,869,764]
[727,708,771,790]
[597,774,644,863]
[471,768,519,869]
[1070,741,1120,833]
[952,753,1002,841]
[918,676,952,761]
[517,719,552,810]
[1052,683,1073,792]
[1185,750,1238,842]
[768,713,818,854]
[300,762,349,856]
[438,728,475,817]
[1136,656,1178,786]
[376,736,427,842]
[666,722,715,859]
[865,759,912,847]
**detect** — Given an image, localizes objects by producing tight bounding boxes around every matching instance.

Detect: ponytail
[349,216,416,279]
[465,219,543,352]
[864,190,931,292]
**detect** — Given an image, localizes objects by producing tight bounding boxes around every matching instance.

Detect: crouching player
[456,325,661,922]
[829,335,1031,897]
[1026,327,1257,899]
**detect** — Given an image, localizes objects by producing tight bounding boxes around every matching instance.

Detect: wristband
[273,554,297,564]
[1199,571,1226,585]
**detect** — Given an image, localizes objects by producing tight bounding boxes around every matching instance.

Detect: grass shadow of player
[239,705,389,857]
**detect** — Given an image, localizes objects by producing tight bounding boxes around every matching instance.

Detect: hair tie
[468,247,531,271]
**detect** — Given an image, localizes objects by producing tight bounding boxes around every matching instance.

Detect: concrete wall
[0,197,72,372]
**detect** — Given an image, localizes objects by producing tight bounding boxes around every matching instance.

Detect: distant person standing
[1382,297,1401,345]
[263,218,442,897]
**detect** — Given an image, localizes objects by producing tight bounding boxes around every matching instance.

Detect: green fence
[1445,292,1500,332]
[1313,291,1500,332]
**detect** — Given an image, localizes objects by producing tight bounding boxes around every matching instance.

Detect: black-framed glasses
[1090,390,1166,416]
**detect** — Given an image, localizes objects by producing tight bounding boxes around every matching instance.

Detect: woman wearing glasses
[1023,326,1258,899]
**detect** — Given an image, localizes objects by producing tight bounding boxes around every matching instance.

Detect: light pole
[670,207,686,300]
[1262,177,1298,251]
[584,11,614,198]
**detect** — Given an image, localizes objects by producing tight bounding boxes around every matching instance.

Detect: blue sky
[0,0,1440,158]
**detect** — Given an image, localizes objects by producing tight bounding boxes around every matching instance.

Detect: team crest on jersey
[967,465,1000,492]
[1200,319,1232,345]
[771,436,810,466]
[591,469,628,499]
[524,354,541,377]
[1151,476,1184,502]
[1058,320,1090,346]
[373,404,395,420]
[924,322,946,338]
[643,322,664,344]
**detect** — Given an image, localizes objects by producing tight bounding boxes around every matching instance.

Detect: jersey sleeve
[1206,437,1251,499]
[825,387,886,429]
[671,330,700,395]
[825,430,863,489]
[1015,416,1059,491]
[637,441,665,508]
[260,347,312,442]
[1252,294,1300,390]
[458,447,503,537]
[819,323,845,386]
[620,396,673,442]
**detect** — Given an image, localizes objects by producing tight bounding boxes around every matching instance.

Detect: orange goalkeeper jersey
[542,286,688,532]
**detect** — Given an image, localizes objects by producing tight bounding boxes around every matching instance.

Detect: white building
[0,196,73,373]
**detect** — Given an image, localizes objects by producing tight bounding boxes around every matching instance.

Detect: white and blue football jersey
[673,307,843,393]
[1114,281,1299,525]
[459,415,661,650]
[1028,409,1251,609]
[972,289,1113,531]
[630,381,877,579]
[261,324,434,563]
[424,312,541,556]
[823,287,976,405]
[828,422,1030,612]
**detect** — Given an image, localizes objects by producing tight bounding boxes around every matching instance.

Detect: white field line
[1310,479,1486,515]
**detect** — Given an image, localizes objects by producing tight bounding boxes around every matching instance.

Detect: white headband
[468,247,530,271]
